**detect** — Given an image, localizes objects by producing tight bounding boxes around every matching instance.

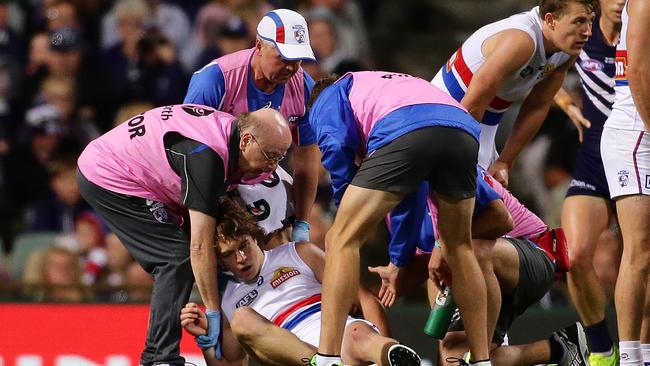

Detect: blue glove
[292,220,311,242]
[195,309,222,359]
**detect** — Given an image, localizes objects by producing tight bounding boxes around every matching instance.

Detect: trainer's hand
[428,249,451,292]
[195,309,223,359]
[566,104,591,143]
[180,303,207,337]
[368,262,404,307]
[292,220,310,242]
[488,160,509,188]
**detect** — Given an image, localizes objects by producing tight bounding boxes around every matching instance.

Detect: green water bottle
[423,286,456,339]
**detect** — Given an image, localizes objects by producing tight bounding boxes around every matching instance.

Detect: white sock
[314,353,342,366]
[470,360,492,366]
[641,344,650,364]
[620,341,643,366]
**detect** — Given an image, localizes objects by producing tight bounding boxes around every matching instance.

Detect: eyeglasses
[251,135,285,163]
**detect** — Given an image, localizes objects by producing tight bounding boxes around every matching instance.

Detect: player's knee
[344,321,372,345]
[567,244,595,273]
[231,307,263,341]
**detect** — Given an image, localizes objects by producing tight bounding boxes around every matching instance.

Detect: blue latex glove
[292,220,311,242]
[195,309,222,359]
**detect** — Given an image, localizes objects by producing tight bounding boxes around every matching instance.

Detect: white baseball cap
[257,9,316,61]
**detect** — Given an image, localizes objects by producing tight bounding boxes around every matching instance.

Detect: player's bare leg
[318,185,405,359]
[341,321,420,366]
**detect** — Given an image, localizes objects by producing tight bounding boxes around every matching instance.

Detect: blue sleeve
[474,167,501,212]
[184,63,227,110]
[387,182,434,267]
[309,77,359,206]
[296,71,317,146]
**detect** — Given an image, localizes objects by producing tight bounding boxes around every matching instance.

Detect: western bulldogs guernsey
[605,2,647,132]
[432,6,571,168]
[222,242,325,339]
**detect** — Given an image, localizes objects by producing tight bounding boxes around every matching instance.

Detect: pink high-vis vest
[213,48,307,127]
[78,105,235,217]
[346,71,468,142]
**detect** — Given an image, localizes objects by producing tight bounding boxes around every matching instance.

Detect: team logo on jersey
[519,66,534,78]
[271,267,301,288]
[182,105,215,117]
[236,289,258,308]
[293,25,306,44]
[618,170,629,187]
[247,199,271,221]
[579,59,604,72]
[146,200,170,223]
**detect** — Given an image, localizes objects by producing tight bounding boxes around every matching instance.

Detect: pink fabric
[78,105,234,217]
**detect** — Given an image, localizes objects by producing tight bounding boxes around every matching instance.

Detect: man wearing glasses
[185,8,320,244]
[77,105,292,366]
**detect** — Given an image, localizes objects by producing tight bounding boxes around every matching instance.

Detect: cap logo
[293,24,306,44]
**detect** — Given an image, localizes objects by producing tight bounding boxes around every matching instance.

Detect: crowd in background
[0,0,620,306]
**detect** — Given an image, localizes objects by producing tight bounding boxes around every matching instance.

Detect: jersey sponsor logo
[181,105,216,117]
[270,267,301,288]
[579,59,604,72]
[618,169,629,187]
[568,179,596,191]
[236,289,258,308]
[615,50,628,81]
[519,66,534,78]
[247,199,271,221]
[293,24,306,44]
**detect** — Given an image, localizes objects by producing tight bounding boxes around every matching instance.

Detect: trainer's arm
[627,0,650,130]
[189,210,220,310]
[460,29,535,121]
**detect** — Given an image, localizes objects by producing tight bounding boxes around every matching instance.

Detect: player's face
[259,43,302,84]
[218,235,263,282]
[600,0,625,25]
[240,132,285,176]
[547,2,595,55]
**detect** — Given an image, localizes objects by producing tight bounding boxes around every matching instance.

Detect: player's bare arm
[554,86,591,142]
[189,209,221,310]
[493,56,577,182]
[626,0,650,130]
[461,29,535,121]
[292,144,321,224]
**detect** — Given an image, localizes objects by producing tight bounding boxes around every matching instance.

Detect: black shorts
[449,237,555,345]
[566,127,611,199]
[351,126,478,199]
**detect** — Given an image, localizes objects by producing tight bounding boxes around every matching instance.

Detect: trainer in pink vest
[216,48,306,128]
[78,104,268,220]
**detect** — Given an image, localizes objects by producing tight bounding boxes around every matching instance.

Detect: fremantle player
[552,1,625,364]
[185,9,320,244]
[432,0,598,186]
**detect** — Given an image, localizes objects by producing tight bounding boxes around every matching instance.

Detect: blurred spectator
[0,0,25,68]
[96,232,133,302]
[39,75,100,146]
[23,246,84,302]
[24,154,91,233]
[74,212,107,285]
[101,0,191,61]
[309,0,370,63]
[301,59,325,80]
[306,7,347,74]
[193,15,252,71]
[124,261,153,303]
[113,101,154,127]
[44,1,80,31]
[186,1,230,71]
